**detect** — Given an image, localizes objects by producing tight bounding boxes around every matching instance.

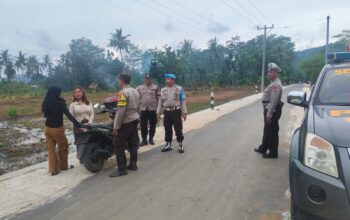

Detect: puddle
[0,118,75,175]
[0,121,8,129]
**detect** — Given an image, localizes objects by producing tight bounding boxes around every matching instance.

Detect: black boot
[109,169,128,177]
[262,153,278,159]
[254,147,265,154]
[178,142,184,153]
[140,139,148,146]
[149,137,155,145]
[127,161,138,171]
[161,142,172,152]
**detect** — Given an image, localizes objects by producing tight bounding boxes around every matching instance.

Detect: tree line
[298,30,350,82]
[2,28,348,91]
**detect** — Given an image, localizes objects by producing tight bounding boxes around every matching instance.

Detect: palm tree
[179,39,193,59]
[179,39,193,83]
[226,35,240,52]
[0,50,16,80]
[1,50,11,66]
[4,61,16,80]
[108,28,131,62]
[41,54,53,76]
[208,38,219,55]
[208,38,220,74]
[26,55,41,81]
[15,51,26,80]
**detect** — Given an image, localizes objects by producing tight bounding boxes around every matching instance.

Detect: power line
[151,0,192,21]
[133,0,208,33]
[98,0,164,27]
[170,0,211,22]
[152,0,233,39]
[170,0,228,25]
[221,0,256,25]
[275,17,325,29]
[246,0,273,24]
[169,0,232,38]
[96,0,196,39]
[232,0,261,24]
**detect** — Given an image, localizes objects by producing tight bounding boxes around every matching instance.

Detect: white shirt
[69,101,94,124]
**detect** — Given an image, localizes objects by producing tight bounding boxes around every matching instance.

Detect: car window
[318,67,350,105]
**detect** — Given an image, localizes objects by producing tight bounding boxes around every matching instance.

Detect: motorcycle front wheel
[83,143,105,173]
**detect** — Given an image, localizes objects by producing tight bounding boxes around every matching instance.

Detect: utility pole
[257,24,274,92]
[325,16,330,64]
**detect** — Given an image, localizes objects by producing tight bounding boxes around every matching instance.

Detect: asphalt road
[11,86,302,220]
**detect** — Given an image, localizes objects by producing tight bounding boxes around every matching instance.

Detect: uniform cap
[164,73,176,79]
[268,63,281,72]
[144,73,152,79]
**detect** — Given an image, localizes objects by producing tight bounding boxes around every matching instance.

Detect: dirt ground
[0,88,255,175]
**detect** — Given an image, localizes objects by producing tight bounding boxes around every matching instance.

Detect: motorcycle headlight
[304,133,338,178]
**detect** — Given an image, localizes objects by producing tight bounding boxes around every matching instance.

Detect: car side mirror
[287,91,309,108]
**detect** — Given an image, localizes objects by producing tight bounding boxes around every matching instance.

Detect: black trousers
[113,120,139,171]
[164,109,184,143]
[259,107,282,156]
[140,110,157,140]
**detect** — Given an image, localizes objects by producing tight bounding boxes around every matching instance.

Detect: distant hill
[294,41,347,66]
[295,46,324,65]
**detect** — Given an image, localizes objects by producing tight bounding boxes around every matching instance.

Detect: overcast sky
[0,0,349,58]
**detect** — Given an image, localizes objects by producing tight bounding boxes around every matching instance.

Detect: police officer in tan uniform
[157,73,187,153]
[110,73,140,177]
[136,74,160,146]
[254,63,284,159]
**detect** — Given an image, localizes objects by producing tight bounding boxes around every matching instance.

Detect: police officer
[254,63,284,159]
[110,73,140,177]
[136,74,160,146]
[157,73,187,153]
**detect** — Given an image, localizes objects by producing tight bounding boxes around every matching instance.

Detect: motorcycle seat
[92,124,113,130]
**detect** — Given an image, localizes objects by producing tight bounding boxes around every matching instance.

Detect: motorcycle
[75,96,118,173]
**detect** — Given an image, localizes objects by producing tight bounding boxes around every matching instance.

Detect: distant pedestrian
[136,74,160,146]
[157,73,187,153]
[110,73,140,178]
[69,86,94,125]
[42,86,81,176]
[254,63,284,158]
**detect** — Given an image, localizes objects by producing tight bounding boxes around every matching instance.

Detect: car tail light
[304,133,338,178]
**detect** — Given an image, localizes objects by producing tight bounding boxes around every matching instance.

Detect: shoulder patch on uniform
[117,92,127,107]
[179,89,186,100]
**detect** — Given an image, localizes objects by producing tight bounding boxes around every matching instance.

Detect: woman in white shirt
[69,86,94,125]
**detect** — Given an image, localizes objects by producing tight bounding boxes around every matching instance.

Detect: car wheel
[83,143,105,173]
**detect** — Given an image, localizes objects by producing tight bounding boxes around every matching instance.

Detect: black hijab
[42,86,65,117]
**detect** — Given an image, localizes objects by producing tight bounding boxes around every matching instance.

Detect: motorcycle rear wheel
[83,143,105,173]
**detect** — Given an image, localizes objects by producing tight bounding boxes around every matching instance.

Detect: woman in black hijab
[42,86,81,176]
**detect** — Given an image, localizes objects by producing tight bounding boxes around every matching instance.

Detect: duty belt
[164,106,181,111]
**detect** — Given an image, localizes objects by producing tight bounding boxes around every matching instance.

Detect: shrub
[7,107,18,118]
[23,94,31,100]
[10,96,16,104]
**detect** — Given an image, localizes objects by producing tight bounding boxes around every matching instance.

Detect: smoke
[15,28,63,55]
[207,21,230,34]
[164,18,174,33]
